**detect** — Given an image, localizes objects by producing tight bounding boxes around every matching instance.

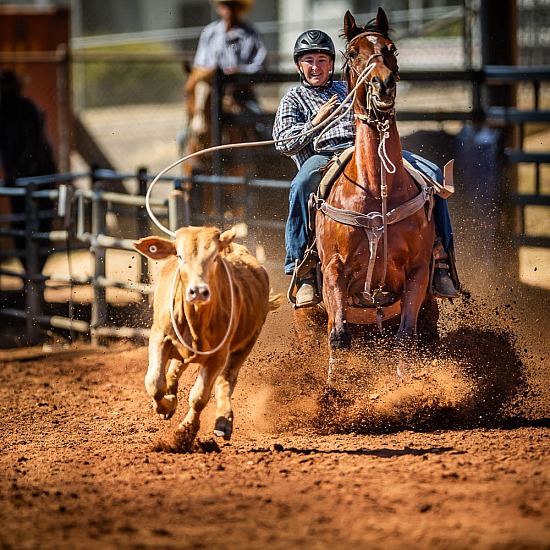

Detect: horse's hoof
[153,395,177,419]
[214,416,233,441]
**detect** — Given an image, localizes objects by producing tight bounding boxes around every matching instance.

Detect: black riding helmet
[293,30,335,63]
[293,30,336,87]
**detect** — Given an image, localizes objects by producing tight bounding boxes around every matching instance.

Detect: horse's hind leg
[395,268,432,379]
[396,265,432,346]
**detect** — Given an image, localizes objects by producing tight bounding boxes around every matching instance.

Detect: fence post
[24,183,43,345]
[211,70,223,217]
[137,167,149,285]
[168,178,188,233]
[90,177,108,346]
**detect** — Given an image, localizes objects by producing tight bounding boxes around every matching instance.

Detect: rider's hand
[312,94,339,127]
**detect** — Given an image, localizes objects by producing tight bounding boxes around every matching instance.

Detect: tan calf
[133,226,280,441]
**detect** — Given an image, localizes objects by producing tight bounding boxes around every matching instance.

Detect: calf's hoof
[152,394,177,420]
[214,416,233,441]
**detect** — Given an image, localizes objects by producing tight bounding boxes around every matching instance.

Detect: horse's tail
[269,293,284,312]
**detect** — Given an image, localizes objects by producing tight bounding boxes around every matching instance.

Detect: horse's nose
[373,73,396,96]
[186,283,211,303]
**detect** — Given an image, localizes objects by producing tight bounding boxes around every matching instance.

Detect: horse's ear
[376,7,389,34]
[343,10,360,42]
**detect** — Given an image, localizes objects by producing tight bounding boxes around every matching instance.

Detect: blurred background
[0,0,548,347]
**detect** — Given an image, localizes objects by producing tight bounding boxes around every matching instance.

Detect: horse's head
[342,8,400,121]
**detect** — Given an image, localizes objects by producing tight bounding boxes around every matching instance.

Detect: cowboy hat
[211,0,254,15]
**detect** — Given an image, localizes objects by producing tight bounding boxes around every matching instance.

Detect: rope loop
[169,256,235,357]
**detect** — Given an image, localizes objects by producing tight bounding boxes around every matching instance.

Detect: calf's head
[133,226,236,305]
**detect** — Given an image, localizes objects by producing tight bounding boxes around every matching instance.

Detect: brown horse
[181,66,271,178]
[181,66,277,218]
[314,8,439,376]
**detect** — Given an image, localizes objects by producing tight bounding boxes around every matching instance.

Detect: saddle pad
[318,146,356,198]
[403,158,455,198]
[318,146,454,199]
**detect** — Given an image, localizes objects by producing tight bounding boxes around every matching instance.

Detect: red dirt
[1,284,549,549]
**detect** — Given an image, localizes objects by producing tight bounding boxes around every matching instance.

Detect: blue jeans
[284,150,455,274]
[402,151,455,254]
[285,152,333,274]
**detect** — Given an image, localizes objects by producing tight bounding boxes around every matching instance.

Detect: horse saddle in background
[316,145,455,200]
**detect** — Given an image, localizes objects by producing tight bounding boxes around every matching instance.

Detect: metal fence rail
[0,168,290,345]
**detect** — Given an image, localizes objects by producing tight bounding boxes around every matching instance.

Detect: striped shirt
[193,20,266,74]
[273,80,356,169]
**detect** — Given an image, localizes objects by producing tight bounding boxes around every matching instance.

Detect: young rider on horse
[187,0,266,114]
[273,30,459,308]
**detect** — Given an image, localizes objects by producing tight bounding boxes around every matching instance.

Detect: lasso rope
[169,255,235,357]
[145,62,377,238]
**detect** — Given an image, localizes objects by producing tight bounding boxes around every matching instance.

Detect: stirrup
[295,278,321,309]
[287,261,321,307]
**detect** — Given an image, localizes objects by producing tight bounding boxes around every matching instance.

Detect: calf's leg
[180,353,227,436]
[213,340,256,440]
[145,332,181,420]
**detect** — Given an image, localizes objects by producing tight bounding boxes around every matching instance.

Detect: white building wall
[278,0,352,72]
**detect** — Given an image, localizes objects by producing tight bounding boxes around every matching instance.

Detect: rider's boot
[432,238,460,299]
[295,269,321,308]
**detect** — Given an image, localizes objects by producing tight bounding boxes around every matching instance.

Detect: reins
[313,37,435,306]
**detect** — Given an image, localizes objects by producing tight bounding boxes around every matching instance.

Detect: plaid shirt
[273,80,355,169]
[193,20,266,74]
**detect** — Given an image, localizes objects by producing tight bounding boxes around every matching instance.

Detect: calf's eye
[149,245,157,253]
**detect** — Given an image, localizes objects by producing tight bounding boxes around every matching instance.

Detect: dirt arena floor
[1,258,549,550]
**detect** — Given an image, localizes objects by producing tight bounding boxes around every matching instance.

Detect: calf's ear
[219,226,237,250]
[133,236,176,260]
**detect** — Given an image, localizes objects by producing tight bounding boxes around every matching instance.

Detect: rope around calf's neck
[170,256,235,356]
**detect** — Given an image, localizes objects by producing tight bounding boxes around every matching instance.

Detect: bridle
[343,32,399,124]
[313,31,435,311]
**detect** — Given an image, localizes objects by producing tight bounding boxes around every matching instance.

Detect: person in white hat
[193,0,266,76]
[185,0,266,116]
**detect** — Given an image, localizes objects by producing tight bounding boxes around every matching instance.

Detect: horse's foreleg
[396,266,431,351]
[323,265,351,352]
[322,262,351,384]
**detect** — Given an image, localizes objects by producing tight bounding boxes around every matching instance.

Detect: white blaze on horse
[181,67,215,177]
[133,225,281,441]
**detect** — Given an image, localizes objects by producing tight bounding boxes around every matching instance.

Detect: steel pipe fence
[0,168,290,346]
